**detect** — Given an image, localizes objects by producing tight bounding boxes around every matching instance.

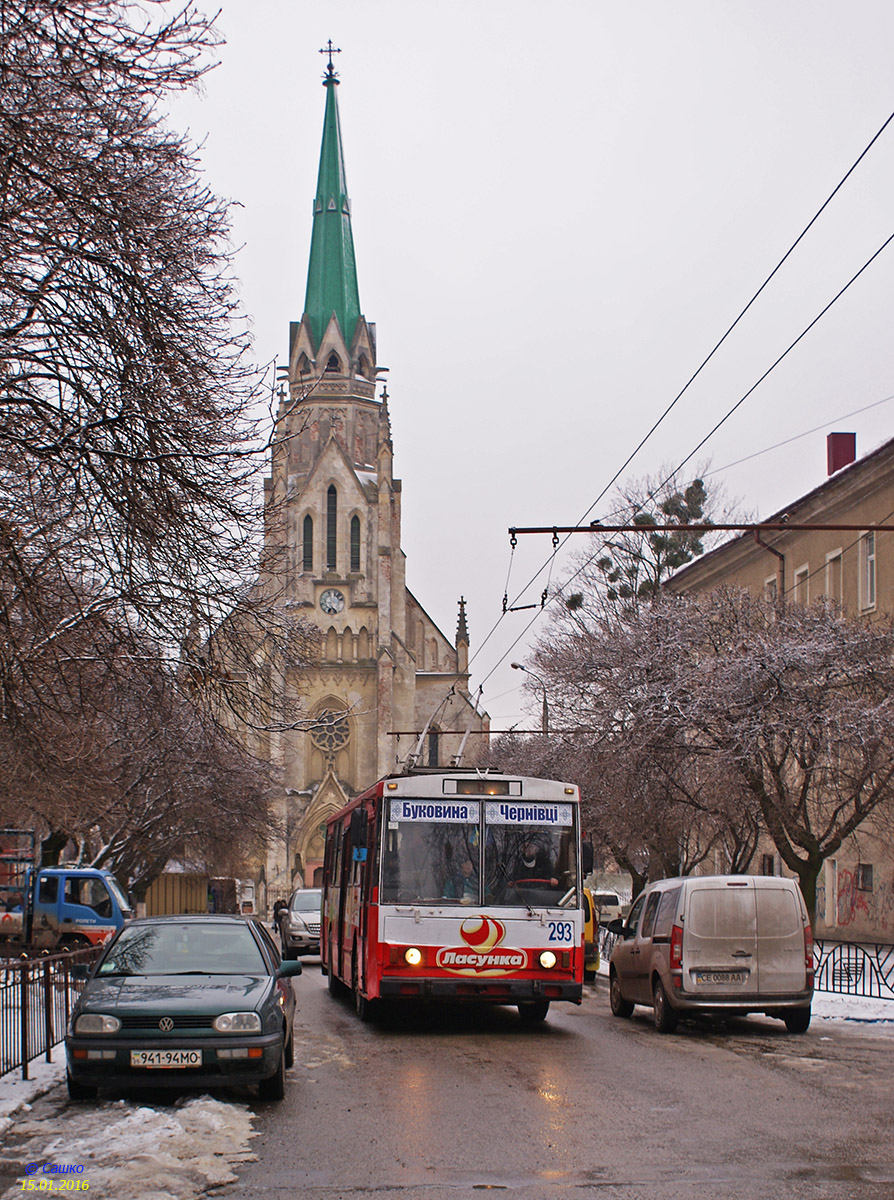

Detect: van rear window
[756,887,800,936]
[688,888,755,938]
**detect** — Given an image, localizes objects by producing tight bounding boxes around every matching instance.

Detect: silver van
[608,875,814,1033]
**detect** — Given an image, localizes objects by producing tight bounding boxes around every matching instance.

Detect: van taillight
[670,924,683,969]
[804,923,814,984]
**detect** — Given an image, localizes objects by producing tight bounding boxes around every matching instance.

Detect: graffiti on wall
[836,868,894,933]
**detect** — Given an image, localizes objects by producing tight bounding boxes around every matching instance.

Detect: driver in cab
[512,842,559,888]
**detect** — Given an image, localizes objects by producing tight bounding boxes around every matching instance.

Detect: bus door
[348,805,371,988]
[327,821,345,979]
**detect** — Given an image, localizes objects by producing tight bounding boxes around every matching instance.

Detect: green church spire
[304,46,361,350]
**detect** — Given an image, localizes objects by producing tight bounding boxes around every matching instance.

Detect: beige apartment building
[667,433,894,940]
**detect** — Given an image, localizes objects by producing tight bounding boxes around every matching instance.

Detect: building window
[326,486,337,571]
[311,708,350,767]
[764,577,778,604]
[861,532,876,609]
[856,863,874,892]
[302,515,313,572]
[793,565,809,606]
[761,853,776,876]
[350,515,361,573]
[427,728,440,767]
[325,353,341,373]
[825,551,842,604]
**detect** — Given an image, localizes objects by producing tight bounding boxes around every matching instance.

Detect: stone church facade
[259,58,488,900]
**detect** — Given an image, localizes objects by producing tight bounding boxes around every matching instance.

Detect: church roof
[304,59,362,350]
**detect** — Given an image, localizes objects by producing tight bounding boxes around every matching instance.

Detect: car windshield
[97,921,267,976]
[291,890,321,912]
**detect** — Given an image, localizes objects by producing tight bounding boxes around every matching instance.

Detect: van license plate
[695,971,747,985]
[130,1050,202,1068]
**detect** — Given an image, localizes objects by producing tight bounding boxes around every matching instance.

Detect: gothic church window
[325,353,341,373]
[427,728,440,767]
[327,486,337,570]
[311,708,350,766]
[350,515,361,572]
[303,514,313,572]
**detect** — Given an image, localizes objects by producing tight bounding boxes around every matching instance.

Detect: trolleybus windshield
[379,796,579,909]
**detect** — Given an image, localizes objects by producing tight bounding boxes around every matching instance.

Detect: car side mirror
[70,963,90,981]
[607,918,626,937]
[277,960,303,978]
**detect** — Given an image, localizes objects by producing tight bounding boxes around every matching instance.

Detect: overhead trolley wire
[470,106,894,692]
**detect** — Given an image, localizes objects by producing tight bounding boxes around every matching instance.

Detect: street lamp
[511,662,549,736]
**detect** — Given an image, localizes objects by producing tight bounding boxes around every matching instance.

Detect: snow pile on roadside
[0,1093,257,1200]
[811,991,894,1023]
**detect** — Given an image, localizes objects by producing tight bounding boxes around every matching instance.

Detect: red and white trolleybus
[320,768,585,1022]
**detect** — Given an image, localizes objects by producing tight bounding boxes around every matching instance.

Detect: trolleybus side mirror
[581,839,594,875]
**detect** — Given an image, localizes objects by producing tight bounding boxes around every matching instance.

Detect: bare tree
[524,586,894,922]
[0,1,294,704]
[0,619,277,892]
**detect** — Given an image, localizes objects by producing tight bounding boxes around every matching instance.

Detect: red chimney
[827,432,856,475]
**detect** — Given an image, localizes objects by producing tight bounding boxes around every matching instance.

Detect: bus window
[381,803,480,905]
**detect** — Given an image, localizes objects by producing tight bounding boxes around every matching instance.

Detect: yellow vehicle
[582,888,599,981]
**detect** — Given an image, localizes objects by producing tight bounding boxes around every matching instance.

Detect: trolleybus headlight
[539,951,557,970]
[404,947,422,966]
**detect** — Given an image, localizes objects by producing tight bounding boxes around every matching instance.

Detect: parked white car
[590,890,625,926]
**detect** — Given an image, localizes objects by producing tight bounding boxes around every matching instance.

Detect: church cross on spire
[320,40,341,81]
[304,44,361,349]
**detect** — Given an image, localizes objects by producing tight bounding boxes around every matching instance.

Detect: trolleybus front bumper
[378,976,582,1003]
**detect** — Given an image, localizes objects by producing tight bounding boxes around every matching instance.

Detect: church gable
[406,590,458,674]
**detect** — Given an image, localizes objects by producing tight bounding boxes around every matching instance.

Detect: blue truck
[0,830,132,952]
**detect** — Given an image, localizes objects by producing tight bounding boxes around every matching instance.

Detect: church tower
[262,51,489,897]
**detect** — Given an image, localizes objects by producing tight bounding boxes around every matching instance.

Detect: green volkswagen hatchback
[66,914,302,1101]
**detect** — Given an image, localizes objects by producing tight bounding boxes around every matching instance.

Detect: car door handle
[731,950,753,958]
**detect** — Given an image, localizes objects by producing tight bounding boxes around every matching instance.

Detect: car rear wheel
[257,1042,286,1101]
[66,1071,98,1102]
[517,1000,550,1023]
[610,972,634,1019]
[652,978,678,1033]
[784,1006,811,1034]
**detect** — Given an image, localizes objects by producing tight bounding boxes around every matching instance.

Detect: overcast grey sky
[168,0,894,732]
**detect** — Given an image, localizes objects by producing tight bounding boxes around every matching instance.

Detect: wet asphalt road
[212,964,894,1200]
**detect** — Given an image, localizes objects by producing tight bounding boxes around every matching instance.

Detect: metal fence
[0,947,100,1081]
[813,940,894,999]
[597,928,894,1003]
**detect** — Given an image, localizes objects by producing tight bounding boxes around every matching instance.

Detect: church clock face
[320,588,345,615]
